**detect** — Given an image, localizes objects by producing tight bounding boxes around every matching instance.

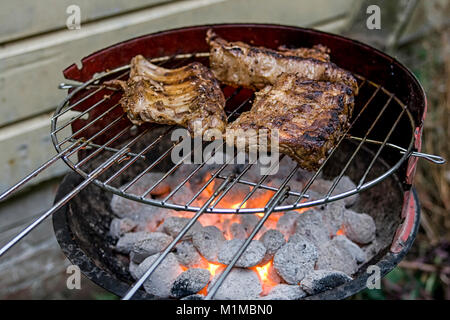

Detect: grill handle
[408,152,446,165]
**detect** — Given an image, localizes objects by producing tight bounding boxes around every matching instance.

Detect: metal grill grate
[49,52,435,215]
[0,51,445,300]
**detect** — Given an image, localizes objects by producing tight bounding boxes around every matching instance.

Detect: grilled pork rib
[227,73,355,171]
[108,55,227,140]
[206,30,358,93]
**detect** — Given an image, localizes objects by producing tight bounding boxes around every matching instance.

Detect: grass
[357,26,450,300]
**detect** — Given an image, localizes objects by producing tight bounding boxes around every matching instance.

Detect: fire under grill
[0,24,445,300]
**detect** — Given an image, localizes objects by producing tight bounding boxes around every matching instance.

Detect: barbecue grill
[0,24,445,300]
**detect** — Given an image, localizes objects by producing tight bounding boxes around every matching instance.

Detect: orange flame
[207,263,221,277]
[255,262,271,282]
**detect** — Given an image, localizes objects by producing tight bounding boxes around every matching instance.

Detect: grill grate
[50,52,422,215]
[0,51,445,300]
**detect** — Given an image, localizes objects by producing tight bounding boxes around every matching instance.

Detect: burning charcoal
[171,185,197,206]
[173,241,206,268]
[309,178,333,197]
[162,216,203,240]
[332,235,366,264]
[192,226,225,262]
[149,180,171,198]
[198,213,221,227]
[342,211,376,244]
[229,222,247,240]
[115,231,152,254]
[332,176,359,207]
[260,229,286,263]
[110,194,144,218]
[130,232,173,263]
[273,237,318,284]
[218,239,266,268]
[171,268,211,298]
[134,253,183,298]
[134,206,171,232]
[261,284,306,300]
[301,270,352,295]
[316,240,358,275]
[238,214,260,235]
[209,268,262,300]
[318,201,346,236]
[292,209,330,246]
[109,218,137,239]
[276,212,299,237]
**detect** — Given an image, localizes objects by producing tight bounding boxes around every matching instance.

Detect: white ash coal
[273,237,318,284]
[260,284,306,300]
[109,218,137,239]
[209,268,262,300]
[301,270,352,295]
[130,232,173,263]
[218,239,266,267]
[109,169,378,299]
[133,253,183,298]
[173,241,207,268]
[171,268,210,298]
[192,226,225,262]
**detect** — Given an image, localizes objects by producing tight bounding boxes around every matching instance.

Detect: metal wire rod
[0,145,130,257]
[205,185,290,300]
[159,96,252,205]
[137,88,245,198]
[122,176,234,300]
[291,84,383,207]
[1,114,126,203]
[214,174,309,199]
[234,155,287,212]
[103,126,174,185]
[357,108,406,188]
[0,123,153,257]
[324,93,394,200]
[67,138,146,160]
[347,136,446,165]
[0,139,82,202]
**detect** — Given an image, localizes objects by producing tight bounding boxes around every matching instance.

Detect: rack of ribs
[227,73,355,171]
[107,55,227,140]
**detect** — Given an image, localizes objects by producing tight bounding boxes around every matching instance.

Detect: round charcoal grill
[0,24,445,300]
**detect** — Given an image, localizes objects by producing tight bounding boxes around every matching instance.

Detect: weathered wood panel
[0,0,352,128]
[0,0,173,44]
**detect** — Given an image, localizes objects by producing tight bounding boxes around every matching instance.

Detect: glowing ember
[231,201,247,210]
[207,263,222,277]
[295,208,310,214]
[336,228,345,236]
[255,261,271,282]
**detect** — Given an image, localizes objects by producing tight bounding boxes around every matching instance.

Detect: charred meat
[206,29,358,93]
[108,55,227,140]
[227,73,355,171]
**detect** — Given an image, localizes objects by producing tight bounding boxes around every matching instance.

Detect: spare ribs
[108,55,227,140]
[206,29,358,93]
[227,73,355,171]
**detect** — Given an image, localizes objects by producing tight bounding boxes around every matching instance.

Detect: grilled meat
[108,55,227,140]
[206,30,358,93]
[227,73,355,171]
